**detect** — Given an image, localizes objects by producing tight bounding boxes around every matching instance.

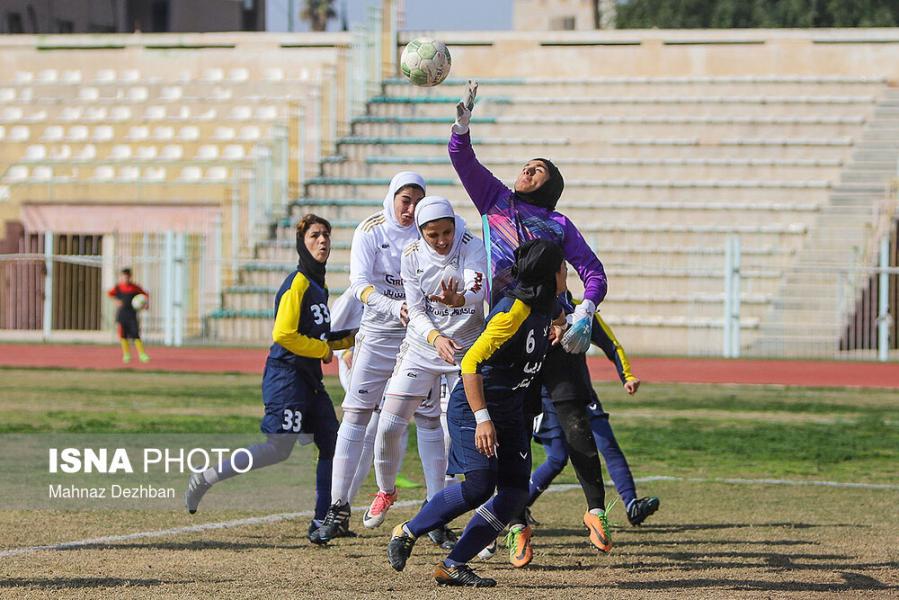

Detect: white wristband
[474,409,491,424]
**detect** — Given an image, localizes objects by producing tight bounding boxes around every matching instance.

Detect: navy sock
[216,434,295,481]
[315,457,333,521]
[590,415,637,507]
[528,438,568,504]
[406,483,468,537]
[447,487,529,565]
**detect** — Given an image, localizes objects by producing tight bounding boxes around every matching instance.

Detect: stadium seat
[205,166,228,181]
[222,144,246,160]
[93,126,114,142]
[92,166,115,181]
[144,166,167,182]
[161,86,182,101]
[178,126,199,141]
[0,89,14,103]
[127,87,149,102]
[94,69,116,83]
[239,125,261,141]
[1,107,23,121]
[60,107,83,121]
[153,126,175,141]
[109,107,132,121]
[196,145,219,160]
[214,126,236,141]
[109,144,132,160]
[229,68,249,82]
[264,67,284,82]
[79,87,100,101]
[14,71,33,84]
[161,145,183,160]
[36,69,58,84]
[136,145,158,159]
[179,166,202,181]
[5,166,28,181]
[202,68,224,83]
[24,145,47,160]
[42,126,64,141]
[61,70,81,84]
[76,145,96,160]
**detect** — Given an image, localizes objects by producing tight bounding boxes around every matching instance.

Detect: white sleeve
[349,224,376,301]
[460,237,488,307]
[349,225,403,320]
[402,250,435,341]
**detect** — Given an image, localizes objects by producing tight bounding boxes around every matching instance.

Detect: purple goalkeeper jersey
[449,130,607,310]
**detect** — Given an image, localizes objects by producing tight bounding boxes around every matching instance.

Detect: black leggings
[540,344,606,511]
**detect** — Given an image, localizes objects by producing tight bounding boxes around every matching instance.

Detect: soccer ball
[132,294,148,310]
[400,38,451,87]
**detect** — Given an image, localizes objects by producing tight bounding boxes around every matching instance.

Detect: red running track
[1,343,897,388]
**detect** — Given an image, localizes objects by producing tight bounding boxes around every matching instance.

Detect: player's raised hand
[322,348,334,364]
[434,335,462,365]
[429,278,464,308]
[624,379,640,395]
[453,80,478,134]
[475,421,496,458]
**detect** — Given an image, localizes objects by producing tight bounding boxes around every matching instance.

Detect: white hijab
[383,171,426,233]
[414,195,467,268]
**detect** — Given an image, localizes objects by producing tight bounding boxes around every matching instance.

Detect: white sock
[416,423,447,501]
[374,411,409,493]
[347,411,379,504]
[331,419,370,504]
[589,507,605,516]
[203,467,219,485]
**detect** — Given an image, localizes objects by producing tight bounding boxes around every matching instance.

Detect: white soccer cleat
[185,472,211,514]
[477,539,498,560]
[363,489,398,529]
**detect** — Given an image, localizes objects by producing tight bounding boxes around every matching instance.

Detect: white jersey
[349,211,419,337]
[401,221,487,364]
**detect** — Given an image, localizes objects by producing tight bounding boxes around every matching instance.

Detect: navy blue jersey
[267,270,337,389]
[460,295,556,415]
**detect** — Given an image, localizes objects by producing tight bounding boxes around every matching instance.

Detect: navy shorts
[260,358,338,453]
[117,316,140,340]
[533,386,608,445]
[446,380,531,490]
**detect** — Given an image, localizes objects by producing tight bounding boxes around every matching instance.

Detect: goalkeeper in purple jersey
[449,80,614,552]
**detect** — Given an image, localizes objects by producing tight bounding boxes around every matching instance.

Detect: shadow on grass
[616,572,896,592]
[0,577,195,589]
[56,540,306,552]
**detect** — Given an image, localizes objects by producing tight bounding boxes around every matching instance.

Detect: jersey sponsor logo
[405,371,418,378]
[385,274,404,287]
[357,389,369,394]
[381,243,390,248]
[470,272,483,293]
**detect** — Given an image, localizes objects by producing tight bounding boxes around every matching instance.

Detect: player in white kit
[310,171,426,544]
[363,195,487,529]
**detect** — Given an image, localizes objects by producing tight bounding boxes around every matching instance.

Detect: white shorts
[341,331,404,412]
[385,342,461,418]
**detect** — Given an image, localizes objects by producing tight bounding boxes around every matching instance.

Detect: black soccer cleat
[434,563,497,587]
[387,522,417,571]
[185,472,212,514]
[427,524,458,550]
[627,496,660,526]
[309,501,351,545]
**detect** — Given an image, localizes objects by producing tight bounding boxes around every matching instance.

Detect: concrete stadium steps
[334,136,855,161]
[274,220,809,251]
[382,77,889,99]
[367,95,878,119]
[602,318,759,356]
[235,261,783,299]
[204,310,760,353]
[1,120,283,144]
[1,180,229,203]
[289,197,821,230]
[303,178,831,204]
[348,116,864,141]
[255,237,796,274]
[205,314,272,344]
[320,155,844,182]
[0,141,261,164]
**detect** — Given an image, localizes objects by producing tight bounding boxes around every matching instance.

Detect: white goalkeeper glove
[560,299,596,354]
[453,80,478,135]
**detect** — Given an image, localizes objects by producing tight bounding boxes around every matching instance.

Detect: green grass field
[0,367,897,598]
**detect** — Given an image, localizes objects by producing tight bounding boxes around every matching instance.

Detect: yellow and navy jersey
[460,296,556,414]
[591,313,636,384]
[267,269,353,387]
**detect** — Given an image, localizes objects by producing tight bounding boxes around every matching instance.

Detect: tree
[616,0,899,29]
[302,0,336,32]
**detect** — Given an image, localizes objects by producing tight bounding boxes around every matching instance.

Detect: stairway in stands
[208,75,887,355]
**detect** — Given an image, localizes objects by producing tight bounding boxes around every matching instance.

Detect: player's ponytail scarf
[295,231,327,288]
[383,171,427,231]
[414,195,467,267]
[509,239,564,314]
[515,158,564,211]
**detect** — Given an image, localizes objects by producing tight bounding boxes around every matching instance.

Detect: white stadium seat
[42,126,64,141]
[229,68,249,82]
[94,69,116,83]
[110,145,132,160]
[93,126,114,142]
[6,166,29,181]
[179,166,202,181]
[161,144,183,160]
[9,126,30,142]
[197,145,219,160]
[77,145,96,160]
[136,145,158,159]
[24,145,47,160]
[222,144,245,160]
[178,126,199,141]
